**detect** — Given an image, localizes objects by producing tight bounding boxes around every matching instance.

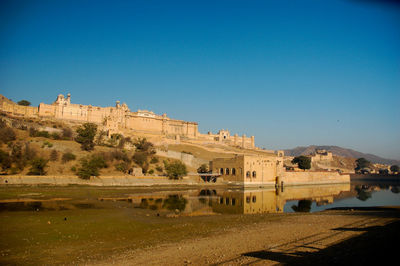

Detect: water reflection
[1,183,399,215]
[291,200,312,213]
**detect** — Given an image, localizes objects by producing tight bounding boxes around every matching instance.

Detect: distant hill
[284,145,400,166]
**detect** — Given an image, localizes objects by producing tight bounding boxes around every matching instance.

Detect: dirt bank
[93,208,400,266]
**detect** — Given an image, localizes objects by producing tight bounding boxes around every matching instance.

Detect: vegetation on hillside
[291,156,311,170]
[164,160,187,179]
[75,123,97,151]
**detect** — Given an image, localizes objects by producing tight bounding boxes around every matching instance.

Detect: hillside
[284,145,400,166]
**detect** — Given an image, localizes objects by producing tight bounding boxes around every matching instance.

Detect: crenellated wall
[0,93,255,148]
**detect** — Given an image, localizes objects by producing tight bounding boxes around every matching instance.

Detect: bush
[164,160,187,180]
[27,157,48,175]
[0,149,12,173]
[75,123,97,151]
[36,131,50,138]
[291,156,311,170]
[62,152,76,163]
[50,132,61,140]
[0,127,16,143]
[17,100,31,106]
[115,161,131,173]
[111,150,131,162]
[148,169,154,175]
[42,141,53,148]
[49,150,58,161]
[155,166,163,172]
[150,157,159,164]
[77,155,107,179]
[62,128,73,139]
[197,164,209,173]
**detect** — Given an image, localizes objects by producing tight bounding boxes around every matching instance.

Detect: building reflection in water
[120,184,351,215]
[209,184,351,214]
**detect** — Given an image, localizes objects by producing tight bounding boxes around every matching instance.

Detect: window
[252,171,256,178]
[225,198,230,205]
[220,168,224,175]
[225,168,230,175]
[252,196,256,203]
[232,198,236,206]
[246,171,251,178]
[232,168,236,175]
[219,197,223,204]
[246,196,251,203]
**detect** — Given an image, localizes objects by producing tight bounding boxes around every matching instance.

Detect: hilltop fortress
[0,93,255,149]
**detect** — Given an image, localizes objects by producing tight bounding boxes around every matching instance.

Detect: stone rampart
[282,171,350,185]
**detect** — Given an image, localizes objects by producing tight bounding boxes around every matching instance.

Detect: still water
[1,181,399,215]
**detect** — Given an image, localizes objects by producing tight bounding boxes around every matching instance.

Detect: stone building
[210,153,285,185]
[0,93,256,149]
[310,149,333,162]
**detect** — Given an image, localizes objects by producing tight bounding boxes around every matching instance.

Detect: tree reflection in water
[162,195,187,212]
[355,185,372,201]
[291,200,312,212]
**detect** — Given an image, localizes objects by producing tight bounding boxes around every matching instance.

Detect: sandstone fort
[0,93,255,149]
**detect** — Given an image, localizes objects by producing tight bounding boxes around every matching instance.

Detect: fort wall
[0,93,254,149]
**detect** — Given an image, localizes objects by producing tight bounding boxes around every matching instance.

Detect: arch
[252,171,257,178]
[225,168,230,175]
[246,171,251,178]
[232,168,236,175]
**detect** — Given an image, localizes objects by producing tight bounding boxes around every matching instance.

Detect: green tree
[131,138,156,174]
[17,100,31,106]
[76,155,107,179]
[355,158,371,171]
[164,160,187,179]
[133,138,155,154]
[197,164,209,173]
[291,156,311,170]
[27,157,48,175]
[390,165,399,173]
[75,123,97,151]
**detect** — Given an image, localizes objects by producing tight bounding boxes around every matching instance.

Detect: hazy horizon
[1,0,399,160]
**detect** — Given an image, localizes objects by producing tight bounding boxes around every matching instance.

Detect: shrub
[42,141,53,148]
[50,132,61,140]
[197,164,209,174]
[111,150,131,162]
[291,156,311,170]
[115,161,130,173]
[77,155,107,179]
[62,152,76,163]
[0,127,16,143]
[150,157,159,164]
[27,157,48,175]
[36,131,50,138]
[155,166,163,172]
[62,128,73,139]
[17,100,31,106]
[49,150,58,161]
[0,149,11,173]
[148,169,154,175]
[164,160,187,180]
[75,123,97,151]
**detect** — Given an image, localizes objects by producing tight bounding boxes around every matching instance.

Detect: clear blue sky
[1,0,399,160]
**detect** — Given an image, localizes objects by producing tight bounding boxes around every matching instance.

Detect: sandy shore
[93,208,400,265]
